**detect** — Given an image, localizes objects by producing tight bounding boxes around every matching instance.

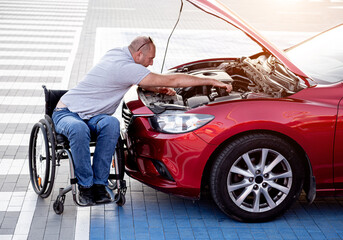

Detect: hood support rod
[161,0,184,73]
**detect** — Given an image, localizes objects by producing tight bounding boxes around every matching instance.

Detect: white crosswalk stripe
[0,30,78,36]
[0,134,30,146]
[0,43,74,49]
[0,51,72,57]
[0,0,88,4]
[0,25,81,30]
[0,11,87,16]
[0,3,87,9]
[0,159,28,175]
[1,82,61,89]
[0,114,43,123]
[0,19,85,26]
[0,70,66,77]
[0,60,67,66]
[1,15,86,21]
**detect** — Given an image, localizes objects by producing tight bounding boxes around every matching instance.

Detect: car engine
[138,54,304,114]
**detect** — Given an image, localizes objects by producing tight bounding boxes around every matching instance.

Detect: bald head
[129,36,154,53]
[129,36,156,67]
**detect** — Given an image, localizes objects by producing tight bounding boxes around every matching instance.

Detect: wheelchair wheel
[29,122,50,196]
[39,118,56,198]
[53,195,65,215]
[53,200,64,215]
[108,156,118,190]
[115,192,126,206]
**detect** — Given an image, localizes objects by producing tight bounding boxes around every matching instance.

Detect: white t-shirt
[61,47,150,119]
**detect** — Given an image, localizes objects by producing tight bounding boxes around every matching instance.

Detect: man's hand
[157,87,176,96]
[212,80,233,93]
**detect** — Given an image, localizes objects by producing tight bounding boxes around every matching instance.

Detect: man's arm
[142,86,176,96]
[139,72,232,93]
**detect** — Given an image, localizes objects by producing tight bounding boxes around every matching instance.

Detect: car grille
[122,102,132,129]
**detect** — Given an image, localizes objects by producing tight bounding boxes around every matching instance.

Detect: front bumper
[121,109,216,199]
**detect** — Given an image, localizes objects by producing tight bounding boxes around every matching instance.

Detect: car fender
[191,98,337,189]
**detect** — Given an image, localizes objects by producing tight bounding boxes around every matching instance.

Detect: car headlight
[149,114,214,133]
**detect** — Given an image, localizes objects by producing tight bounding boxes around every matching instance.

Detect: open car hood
[186,0,310,84]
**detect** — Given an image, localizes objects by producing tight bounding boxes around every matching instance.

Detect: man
[52,36,232,206]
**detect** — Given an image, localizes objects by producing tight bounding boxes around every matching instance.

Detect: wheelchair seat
[28,85,126,214]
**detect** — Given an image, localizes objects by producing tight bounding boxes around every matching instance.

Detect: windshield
[285,25,343,84]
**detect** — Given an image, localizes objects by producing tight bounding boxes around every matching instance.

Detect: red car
[120,0,343,222]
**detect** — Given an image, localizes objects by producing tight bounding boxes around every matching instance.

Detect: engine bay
[138,54,305,114]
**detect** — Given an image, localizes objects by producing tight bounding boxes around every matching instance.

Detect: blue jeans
[52,108,120,187]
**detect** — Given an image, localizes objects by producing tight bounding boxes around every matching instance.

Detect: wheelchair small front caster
[115,193,126,206]
[53,195,65,214]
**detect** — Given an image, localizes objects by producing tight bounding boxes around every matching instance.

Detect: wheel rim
[35,127,47,190]
[227,148,292,213]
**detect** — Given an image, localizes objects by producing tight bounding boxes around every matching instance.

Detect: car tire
[210,133,304,222]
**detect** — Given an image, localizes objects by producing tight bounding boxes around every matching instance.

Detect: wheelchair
[28,85,127,214]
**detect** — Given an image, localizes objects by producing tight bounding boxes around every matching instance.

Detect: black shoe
[93,184,111,204]
[78,186,96,206]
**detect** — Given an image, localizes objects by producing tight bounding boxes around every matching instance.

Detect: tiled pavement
[1,0,343,239]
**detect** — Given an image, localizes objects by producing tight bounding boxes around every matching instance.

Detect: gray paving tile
[28,228,45,240]
[61,216,76,229]
[14,177,30,192]
[1,146,28,158]
[0,212,5,226]
[0,76,61,83]
[3,148,18,156]
[33,206,50,218]
[1,216,19,229]
[44,225,61,235]
[0,89,43,97]
[14,152,29,160]
[0,65,65,71]
[59,227,75,240]
[0,182,15,192]
[59,206,76,218]
[0,228,15,235]
[16,175,30,185]
[43,234,59,240]
[5,174,19,183]
[0,124,33,134]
